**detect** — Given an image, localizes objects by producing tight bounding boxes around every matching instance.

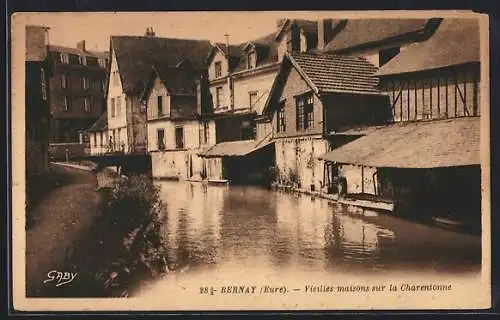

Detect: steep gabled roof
[86,111,108,132]
[324,18,436,53]
[262,51,380,115]
[376,18,480,76]
[206,43,246,72]
[152,63,201,96]
[111,35,212,95]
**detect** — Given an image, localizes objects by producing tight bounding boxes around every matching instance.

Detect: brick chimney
[77,40,86,52]
[317,19,335,51]
[145,27,156,37]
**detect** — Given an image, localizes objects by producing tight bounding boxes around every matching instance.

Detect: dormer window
[98,58,107,68]
[60,53,69,64]
[79,55,87,66]
[247,52,255,69]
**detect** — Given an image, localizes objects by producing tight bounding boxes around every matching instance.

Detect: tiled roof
[324,19,431,53]
[26,25,49,62]
[198,134,273,158]
[86,111,108,132]
[48,45,108,59]
[214,43,245,58]
[289,52,380,94]
[376,18,480,76]
[111,35,212,95]
[319,117,480,168]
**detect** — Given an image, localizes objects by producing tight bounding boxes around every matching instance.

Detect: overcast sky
[19,11,476,52]
[21,12,324,52]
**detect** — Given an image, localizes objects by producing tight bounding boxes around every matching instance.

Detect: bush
[63,174,169,297]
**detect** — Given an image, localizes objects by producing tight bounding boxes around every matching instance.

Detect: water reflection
[155,181,481,277]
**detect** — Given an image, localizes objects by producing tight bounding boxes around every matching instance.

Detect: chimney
[145,27,156,37]
[77,40,86,52]
[317,19,334,51]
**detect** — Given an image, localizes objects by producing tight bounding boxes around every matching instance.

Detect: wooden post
[361,165,364,194]
[414,78,418,120]
[473,68,479,116]
[454,69,458,117]
[437,76,440,117]
[445,73,449,118]
[407,78,410,122]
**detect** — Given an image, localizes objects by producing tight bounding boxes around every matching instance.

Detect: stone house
[101,28,212,154]
[198,19,318,184]
[262,51,387,192]
[142,63,216,180]
[26,25,52,175]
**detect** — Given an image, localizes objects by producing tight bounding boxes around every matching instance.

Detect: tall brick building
[47,40,109,143]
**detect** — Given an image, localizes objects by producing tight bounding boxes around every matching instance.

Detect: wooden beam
[445,73,449,118]
[414,77,418,120]
[454,69,458,117]
[407,78,410,121]
[473,69,479,116]
[430,78,433,119]
[437,76,440,117]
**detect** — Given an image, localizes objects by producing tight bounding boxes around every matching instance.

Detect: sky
[20,12,324,52]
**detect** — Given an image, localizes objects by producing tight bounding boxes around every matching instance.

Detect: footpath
[25,164,102,297]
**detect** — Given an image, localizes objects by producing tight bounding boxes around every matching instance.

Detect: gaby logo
[43,270,78,287]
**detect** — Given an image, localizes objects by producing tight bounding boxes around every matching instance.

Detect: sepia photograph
[12,10,490,311]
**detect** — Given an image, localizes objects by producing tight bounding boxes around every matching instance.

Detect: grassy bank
[44,173,169,297]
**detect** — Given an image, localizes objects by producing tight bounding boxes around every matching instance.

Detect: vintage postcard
[11,10,491,311]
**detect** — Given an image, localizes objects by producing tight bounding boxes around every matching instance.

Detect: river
[134,181,481,298]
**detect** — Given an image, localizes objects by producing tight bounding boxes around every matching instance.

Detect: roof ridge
[110,35,211,43]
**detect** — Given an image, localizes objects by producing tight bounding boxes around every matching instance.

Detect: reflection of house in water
[319,19,481,226]
[156,182,223,268]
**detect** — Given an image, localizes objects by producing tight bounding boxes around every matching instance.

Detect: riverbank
[26,163,170,297]
[26,164,102,297]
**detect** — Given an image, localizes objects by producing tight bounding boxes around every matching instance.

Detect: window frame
[175,126,185,149]
[157,128,165,151]
[277,100,286,133]
[116,96,121,116]
[82,76,89,90]
[61,73,69,89]
[295,92,314,131]
[83,97,91,113]
[249,91,258,109]
[60,53,69,64]
[215,86,223,108]
[62,95,70,112]
[214,61,222,78]
[157,95,163,117]
[40,68,47,101]
[110,97,115,118]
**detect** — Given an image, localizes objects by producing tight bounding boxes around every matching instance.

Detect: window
[82,77,89,90]
[157,95,163,117]
[296,93,314,130]
[116,96,121,116]
[215,61,222,78]
[241,121,255,140]
[79,55,87,66]
[60,53,69,64]
[215,87,223,108]
[40,68,47,101]
[93,133,97,147]
[98,58,107,68]
[100,132,104,147]
[249,91,258,109]
[83,98,91,113]
[199,121,210,145]
[247,52,255,69]
[62,96,70,111]
[277,100,286,133]
[61,74,69,89]
[157,129,165,151]
[175,127,184,149]
[110,98,115,117]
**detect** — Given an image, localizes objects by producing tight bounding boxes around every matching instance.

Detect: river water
[134,181,481,298]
